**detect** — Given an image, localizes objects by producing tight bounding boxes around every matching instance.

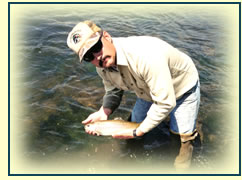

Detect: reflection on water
[12,4,238,173]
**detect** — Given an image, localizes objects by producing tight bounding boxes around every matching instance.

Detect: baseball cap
[67,20,102,62]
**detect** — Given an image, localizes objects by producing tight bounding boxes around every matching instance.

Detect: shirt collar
[112,38,128,66]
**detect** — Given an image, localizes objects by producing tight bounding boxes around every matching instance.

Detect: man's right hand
[82,106,112,125]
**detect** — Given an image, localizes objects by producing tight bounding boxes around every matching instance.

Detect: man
[67,20,200,169]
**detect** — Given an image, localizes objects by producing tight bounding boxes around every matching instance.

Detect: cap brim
[78,32,101,62]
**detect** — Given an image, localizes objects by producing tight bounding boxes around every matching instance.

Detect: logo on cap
[73,33,81,44]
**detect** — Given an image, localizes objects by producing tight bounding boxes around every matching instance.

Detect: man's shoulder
[114,36,170,49]
[114,36,162,42]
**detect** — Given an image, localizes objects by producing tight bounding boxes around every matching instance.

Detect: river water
[12,4,239,174]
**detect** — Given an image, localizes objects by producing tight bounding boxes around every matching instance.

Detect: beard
[99,59,103,67]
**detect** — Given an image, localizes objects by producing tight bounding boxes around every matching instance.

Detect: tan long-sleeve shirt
[96,36,199,133]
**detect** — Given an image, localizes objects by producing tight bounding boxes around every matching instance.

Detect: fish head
[84,123,96,132]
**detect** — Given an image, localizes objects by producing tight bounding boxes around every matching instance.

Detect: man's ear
[102,31,112,43]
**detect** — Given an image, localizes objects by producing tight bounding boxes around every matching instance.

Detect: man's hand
[82,106,112,135]
[112,129,144,139]
[82,106,112,125]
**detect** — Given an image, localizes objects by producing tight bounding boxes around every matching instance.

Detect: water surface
[11,4,239,174]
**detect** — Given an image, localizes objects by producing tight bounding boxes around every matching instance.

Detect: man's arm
[136,56,176,134]
[96,67,124,113]
[103,87,124,113]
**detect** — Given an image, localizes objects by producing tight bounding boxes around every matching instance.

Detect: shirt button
[131,83,133,86]
[140,92,143,95]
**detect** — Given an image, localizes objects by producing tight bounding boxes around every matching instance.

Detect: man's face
[89,31,116,68]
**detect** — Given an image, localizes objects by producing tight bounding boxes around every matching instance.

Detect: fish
[84,119,140,136]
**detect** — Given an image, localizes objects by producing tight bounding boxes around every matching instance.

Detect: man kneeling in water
[67,21,200,170]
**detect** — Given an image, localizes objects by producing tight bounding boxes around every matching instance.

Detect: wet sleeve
[96,68,124,113]
[103,87,124,112]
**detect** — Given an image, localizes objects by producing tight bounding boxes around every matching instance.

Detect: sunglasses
[83,36,103,62]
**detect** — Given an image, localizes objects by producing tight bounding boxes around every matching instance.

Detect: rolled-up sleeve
[96,68,124,112]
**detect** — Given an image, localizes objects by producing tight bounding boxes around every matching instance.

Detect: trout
[84,119,140,136]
